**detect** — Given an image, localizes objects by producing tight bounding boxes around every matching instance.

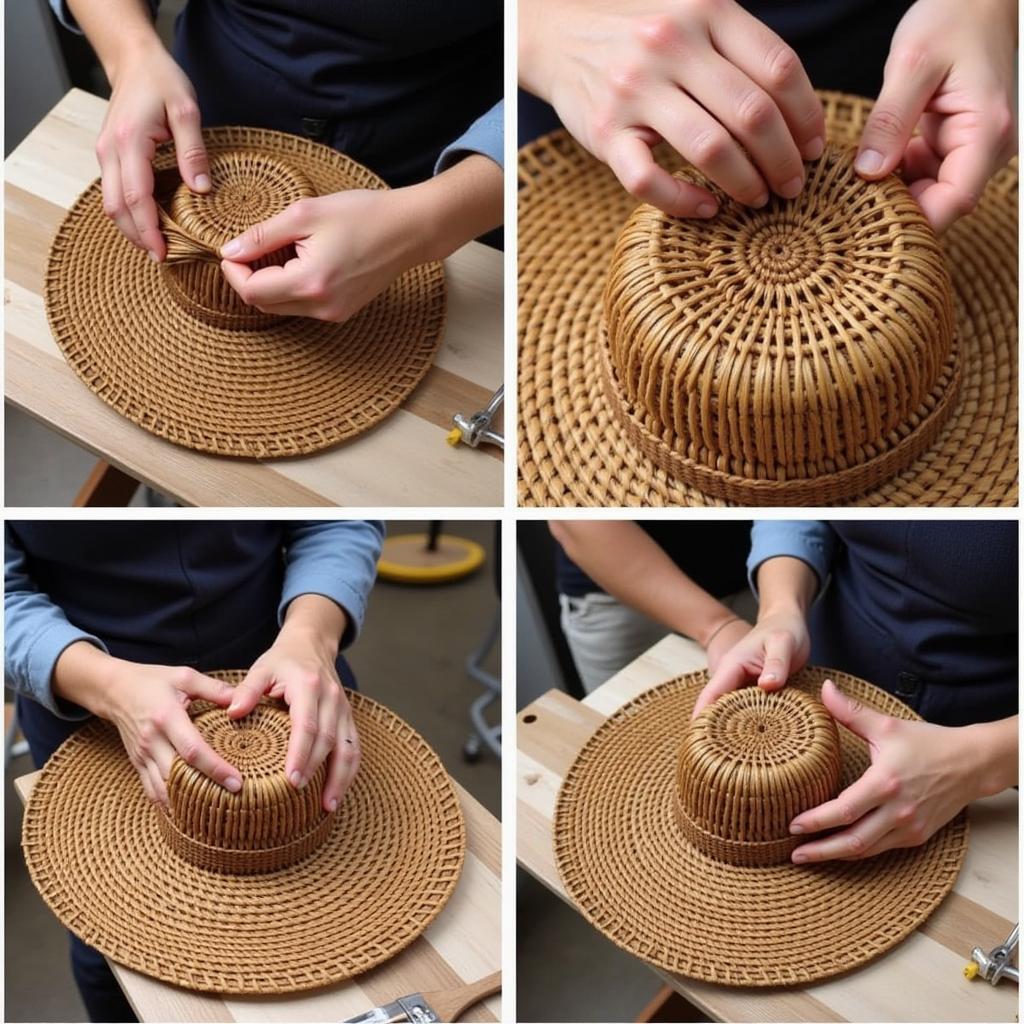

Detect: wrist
[105,31,166,89]
[278,595,347,659]
[52,641,121,719]
[518,0,550,98]
[965,718,1018,798]
[694,607,743,649]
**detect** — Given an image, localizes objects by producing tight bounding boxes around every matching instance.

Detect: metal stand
[462,608,501,762]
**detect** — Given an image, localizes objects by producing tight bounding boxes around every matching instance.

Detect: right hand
[520,0,825,216]
[103,660,242,805]
[692,606,810,718]
[95,41,210,261]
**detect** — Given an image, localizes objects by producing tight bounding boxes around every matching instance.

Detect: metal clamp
[343,993,439,1023]
[447,385,504,451]
[965,923,1019,985]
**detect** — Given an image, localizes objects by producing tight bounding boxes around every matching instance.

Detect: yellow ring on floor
[377,533,486,584]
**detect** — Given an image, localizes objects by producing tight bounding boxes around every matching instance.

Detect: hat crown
[602,143,959,500]
[159,701,335,874]
[676,687,841,865]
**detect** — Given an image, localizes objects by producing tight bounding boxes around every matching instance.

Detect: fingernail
[856,149,884,175]
[761,672,778,683]
[779,175,803,199]
[290,770,302,787]
[148,250,160,263]
[225,776,241,793]
[792,851,808,864]
[790,823,804,834]
[221,238,242,258]
[803,136,824,160]
[696,202,718,219]
[195,173,211,191]
[329,798,338,812]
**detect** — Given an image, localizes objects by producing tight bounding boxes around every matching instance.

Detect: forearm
[52,640,119,718]
[967,714,1018,798]
[405,154,503,264]
[66,0,164,84]
[278,594,349,659]
[551,521,741,646]
[755,556,818,620]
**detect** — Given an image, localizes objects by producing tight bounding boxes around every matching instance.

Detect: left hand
[219,188,429,323]
[789,679,980,863]
[854,0,1017,234]
[228,605,359,812]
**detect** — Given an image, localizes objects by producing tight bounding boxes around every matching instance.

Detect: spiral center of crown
[744,222,824,284]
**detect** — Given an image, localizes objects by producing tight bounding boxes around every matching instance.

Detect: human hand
[692,606,810,718]
[228,597,357,812]
[103,659,241,806]
[704,617,753,678]
[788,679,994,862]
[855,0,1016,233]
[519,0,825,216]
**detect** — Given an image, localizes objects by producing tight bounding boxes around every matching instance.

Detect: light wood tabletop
[517,633,1019,1024]
[5,89,504,507]
[15,767,501,1023]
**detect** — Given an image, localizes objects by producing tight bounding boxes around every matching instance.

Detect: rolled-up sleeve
[48,0,159,33]
[747,521,836,602]
[4,526,106,719]
[435,99,503,174]
[279,521,384,648]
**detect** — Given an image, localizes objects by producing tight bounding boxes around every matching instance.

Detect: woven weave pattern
[22,672,466,994]
[158,701,335,874]
[46,127,447,458]
[675,688,840,865]
[554,666,968,986]
[602,144,959,502]
[518,91,1018,506]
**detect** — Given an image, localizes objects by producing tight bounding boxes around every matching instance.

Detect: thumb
[220,205,303,262]
[855,51,944,180]
[757,630,794,690]
[228,664,272,718]
[820,678,888,741]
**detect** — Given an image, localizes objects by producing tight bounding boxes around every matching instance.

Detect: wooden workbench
[518,634,1019,1023]
[15,767,501,1023]
[5,89,503,507]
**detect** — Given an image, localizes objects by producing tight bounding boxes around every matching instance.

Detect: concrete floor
[4,521,500,1022]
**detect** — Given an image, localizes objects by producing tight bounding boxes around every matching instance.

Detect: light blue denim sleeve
[747,521,836,602]
[435,99,503,174]
[279,521,385,648]
[4,526,106,719]
[49,0,159,33]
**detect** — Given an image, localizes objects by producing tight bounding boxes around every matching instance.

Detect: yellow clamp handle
[963,961,979,980]
[446,428,463,447]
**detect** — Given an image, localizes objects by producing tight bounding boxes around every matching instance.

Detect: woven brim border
[46,127,447,459]
[554,666,968,987]
[22,674,466,994]
[518,91,1018,506]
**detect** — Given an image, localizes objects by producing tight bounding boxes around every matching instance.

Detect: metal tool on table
[343,970,501,1023]
[447,385,504,451]
[964,923,1019,985]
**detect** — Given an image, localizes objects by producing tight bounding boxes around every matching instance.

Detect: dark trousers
[16,656,356,1023]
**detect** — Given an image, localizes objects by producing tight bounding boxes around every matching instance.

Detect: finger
[284,680,319,787]
[819,678,892,744]
[97,146,143,248]
[164,708,242,791]
[166,95,211,192]
[178,669,236,708]
[758,630,794,689]
[323,711,361,811]
[220,259,308,307]
[708,6,825,159]
[144,758,169,806]
[119,140,165,261]
[791,806,893,863]
[855,49,946,179]
[228,663,273,718]
[135,762,158,803]
[789,764,889,835]
[606,132,720,217]
[679,52,806,197]
[692,657,750,719]
[305,685,340,785]
[652,90,769,207]
[915,142,997,234]
[220,204,305,261]
[900,135,942,183]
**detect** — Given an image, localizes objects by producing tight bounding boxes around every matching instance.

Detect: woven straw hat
[46,129,446,458]
[555,667,968,986]
[519,91,1017,506]
[22,675,465,994]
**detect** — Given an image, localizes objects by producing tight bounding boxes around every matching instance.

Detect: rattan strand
[675,687,840,865]
[22,672,466,994]
[518,91,1017,506]
[46,127,447,458]
[554,666,968,986]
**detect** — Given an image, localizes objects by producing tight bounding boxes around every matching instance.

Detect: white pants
[560,590,757,694]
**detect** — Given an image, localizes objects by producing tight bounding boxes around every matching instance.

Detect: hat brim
[22,675,466,994]
[554,666,968,986]
[518,91,1017,506]
[46,127,447,459]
